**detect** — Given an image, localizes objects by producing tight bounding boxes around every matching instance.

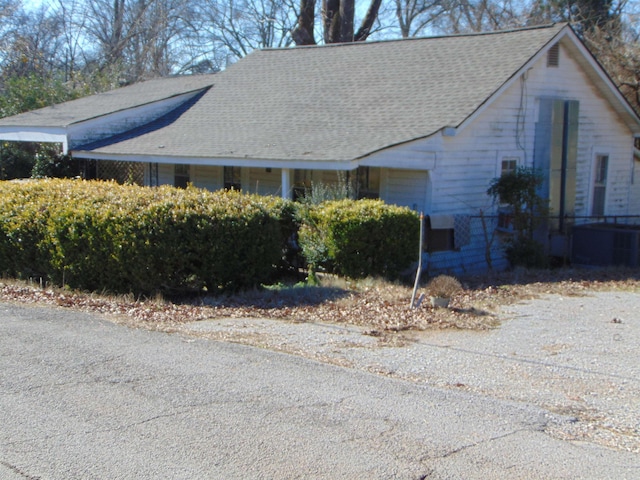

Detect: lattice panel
[95,161,145,185]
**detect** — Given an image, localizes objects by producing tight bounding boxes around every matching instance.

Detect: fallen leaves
[0,280,498,332]
[0,267,638,333]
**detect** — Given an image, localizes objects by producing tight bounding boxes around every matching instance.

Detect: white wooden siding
[157,163,174,186]
[425,42,634,218]
[630,160,640,222]
[362,143,437,170]
[380,42,636,275]
[381,169,429,213]
[192,165,223,190]
[518,44,633,218]
[247,167,282,196]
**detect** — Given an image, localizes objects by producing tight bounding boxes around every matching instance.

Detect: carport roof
[0,75,215,128]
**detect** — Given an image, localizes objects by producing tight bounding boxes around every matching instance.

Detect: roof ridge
[261,23,566,52]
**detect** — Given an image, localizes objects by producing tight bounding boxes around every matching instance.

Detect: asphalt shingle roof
[0,75,216,127]
[12,24,569,162]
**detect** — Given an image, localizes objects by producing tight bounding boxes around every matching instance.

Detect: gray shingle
[0,75,216,127]
[13,24,568,161]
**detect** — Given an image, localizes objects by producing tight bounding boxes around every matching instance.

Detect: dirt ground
[2,266,639,332]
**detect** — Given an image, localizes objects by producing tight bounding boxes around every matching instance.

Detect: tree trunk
[339,0,355,42]
[323,0,340,43]
[294,0,381,45]
[109,0,125,62]
[292,0,316,45]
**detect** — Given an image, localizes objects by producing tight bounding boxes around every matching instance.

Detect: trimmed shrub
[298,199,419,279]
[255,195,302,274]
[0,180,289,294]
[0,180,420,291]
[0,180,53,278]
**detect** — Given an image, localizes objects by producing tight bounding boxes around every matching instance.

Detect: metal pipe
[411,213,424,309]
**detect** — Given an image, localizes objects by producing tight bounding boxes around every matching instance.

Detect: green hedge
[0,180,286,294]
[0,180,420,293]
[298,199,419,278]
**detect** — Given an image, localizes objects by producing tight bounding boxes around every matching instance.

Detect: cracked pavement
[1,301,639,479]
[178,291,640,455]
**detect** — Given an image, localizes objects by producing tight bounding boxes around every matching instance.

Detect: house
[1,23,639,274]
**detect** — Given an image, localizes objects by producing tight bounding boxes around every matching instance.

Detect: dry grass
[1,266,639,332]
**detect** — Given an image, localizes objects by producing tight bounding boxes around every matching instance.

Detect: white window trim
[495,151,524,178]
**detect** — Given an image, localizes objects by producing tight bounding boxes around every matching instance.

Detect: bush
[0,180,290,294]
[0,142,37,179]
[256,195,302,275]
[426,275,463,298]
[505,237,549,269]
[298,199,419,279]
[31,150,81,179]
[0,180,420,292]
[0,180,52,277]
[487,166,547,242]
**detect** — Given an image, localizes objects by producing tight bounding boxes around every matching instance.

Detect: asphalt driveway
[179,290,640,455]
[1,296,639,479]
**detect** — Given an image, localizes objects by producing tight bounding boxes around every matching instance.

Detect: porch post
[281,168,292,199]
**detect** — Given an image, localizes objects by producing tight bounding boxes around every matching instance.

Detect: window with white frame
[500,157,518,176]
[592,154,609,216]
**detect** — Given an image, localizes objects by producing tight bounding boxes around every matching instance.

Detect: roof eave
[0,126,68,152]
[559,28,640,134]
[70,150,360,170]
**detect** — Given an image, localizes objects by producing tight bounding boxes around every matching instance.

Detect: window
[501,158,518,176]
[425,216,455,253]
[148,163,159,187]
[592,155,609,216]
[174,164,190,189]
[426,228,454,252]
[224,166,241,190]
[356,167,380,199]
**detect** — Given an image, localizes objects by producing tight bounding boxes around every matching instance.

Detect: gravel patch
[177,290,640,453]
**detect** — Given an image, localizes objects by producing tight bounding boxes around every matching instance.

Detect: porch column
[281,168,292,199]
